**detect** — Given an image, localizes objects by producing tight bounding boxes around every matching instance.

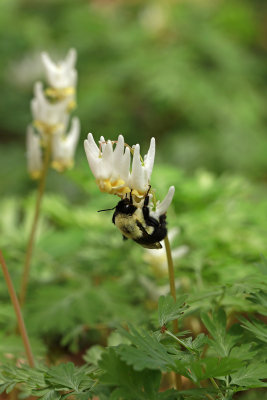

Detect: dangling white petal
[119,145,131,182]
[99,136,106,152]
[65,48,77,69]
[51,118,80,172]
[130,144,147,192]
[155,186,175,215]
[41,49,77,89]
[85,133,100,157]
[31,81,69,130]
[84,139,102,179]
[101,140,113,179]
[64,117,80,157]
[113,134,124,159]
[112,135,127,181]
[144,137,155,180]
[41,52,56,74]
[26,125,42,178]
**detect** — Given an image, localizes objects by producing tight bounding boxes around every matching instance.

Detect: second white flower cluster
[27,49,80,179]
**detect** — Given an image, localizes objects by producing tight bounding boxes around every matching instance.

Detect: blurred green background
[0,3,267,398]
[1,0,267,195]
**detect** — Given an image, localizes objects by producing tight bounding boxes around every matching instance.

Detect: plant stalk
[165,330,195,353]
[19,136,52,306]
[164,234,181,390]
[0,251,35,367]
[164,235,178,333]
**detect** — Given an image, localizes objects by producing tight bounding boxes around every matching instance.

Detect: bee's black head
[116,198,137,215]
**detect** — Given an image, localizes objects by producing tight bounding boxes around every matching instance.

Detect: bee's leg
[144,195,149,207]
[144,185,152,207]
[122,235,128,241]
[129,189,133,204]
[142,201,159,228]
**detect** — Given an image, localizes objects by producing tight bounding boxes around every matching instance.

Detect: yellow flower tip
[67,100,76,112]
[29,170,42,180]
[33,120,63,135]
[51,159,74,173]
[96,178,131,196]
[131,189,147,198]
[45,86,75,101]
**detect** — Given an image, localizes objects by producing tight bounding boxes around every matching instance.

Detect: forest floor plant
[19,49,80,306]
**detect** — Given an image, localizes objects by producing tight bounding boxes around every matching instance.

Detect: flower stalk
[164,235,178,333]
[164,235,182,390]
[0,251,34,367]
[21,49,80,305]
[19,136,52,306]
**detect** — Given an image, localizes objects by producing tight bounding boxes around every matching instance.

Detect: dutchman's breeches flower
[31,82,69,137]
[51,117,80,172]
[26,49,80,179]
[41,48,77,110]
[84,134,175,249]
[26,125,43,179]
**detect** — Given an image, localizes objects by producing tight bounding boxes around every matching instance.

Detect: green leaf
[117,326,177,371]
[39,390,61,400]
[231,364,267,388]
[158,295,188,327]
[178,388,217,399]
[240,317,267,343]
[184,357,241,383]
[45,363,93,393]
[201,310,236,357]
[99,348,162,399]
[230,343,258,361]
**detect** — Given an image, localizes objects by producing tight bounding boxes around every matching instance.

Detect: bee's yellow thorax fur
[114,208,154,239]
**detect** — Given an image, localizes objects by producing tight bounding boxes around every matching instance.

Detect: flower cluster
[84,134,175,220]
[26,49,80,179]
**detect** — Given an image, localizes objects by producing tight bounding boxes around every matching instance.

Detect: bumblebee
[110,192,167,249]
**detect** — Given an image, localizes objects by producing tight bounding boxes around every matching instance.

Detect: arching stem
[164,235,178,333]
[0,251,34,367]
[164,234,181,390]
[19,135,52,306]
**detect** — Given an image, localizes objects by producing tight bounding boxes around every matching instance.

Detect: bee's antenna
[97,206,116,212]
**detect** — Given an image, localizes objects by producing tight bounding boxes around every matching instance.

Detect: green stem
[210,377,224,398]
[0,251,34,367]
[164,235,178,333]
[164,234,181,390]
[165,330,195,353]
[19,136,52,306]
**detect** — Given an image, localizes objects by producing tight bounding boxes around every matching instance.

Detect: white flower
[51,117,80,172]
[26,125,43,179]
[128,139,155,195]
[84,134,175,221]
[41,48,77,89]
[144,228,189,275]
[31,82,69,134]
[84,134,155,197]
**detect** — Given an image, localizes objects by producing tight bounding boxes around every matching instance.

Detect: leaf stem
[0,251,35,367]
[165,330,195,353]
[210,377,224,398]
[164,234,181,390]
[19,136,52,306]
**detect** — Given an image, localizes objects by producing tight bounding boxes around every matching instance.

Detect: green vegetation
[0,165,267,398]
[0,0,266,399]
